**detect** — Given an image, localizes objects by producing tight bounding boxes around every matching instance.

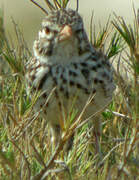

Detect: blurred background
[0,0,138,49]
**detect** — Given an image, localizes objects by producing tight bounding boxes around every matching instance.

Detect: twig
[30,0,48,15]
[31,139,64,180]
[30,140,47,168]
[76,99,112,130]
[41,168,67,180]
[11,140,31,179]
[76,0,79,12]
[105,109,132,119]
[44,0,55,11]
[98,141,125,167]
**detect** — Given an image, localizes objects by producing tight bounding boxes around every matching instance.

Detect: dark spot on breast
[60,86,64,91]
[99,80,104,84]
[73,72,77,77]
[97,64,102,68]
[81,69,89,79]
[92,56,98,61]
[76,83,82,89]
[69,81,75,86]
[92,52,96,56]
[69,70,77,77]
[91,66,97,71]
[65,91,69,98]
[94,78,98,84]
[73,63,78,69]
[84,88,90,94]
[80,62,88,67]
[63,78,67,84]
[78,48,83,55]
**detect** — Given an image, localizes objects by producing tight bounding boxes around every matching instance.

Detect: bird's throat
[51,38,79,65]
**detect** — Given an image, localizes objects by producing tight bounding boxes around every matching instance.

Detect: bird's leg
[93,116,102,157]
[64,133,74,153]
[50,123,72,176]
[93,128,101,155]
[50,124,61,153]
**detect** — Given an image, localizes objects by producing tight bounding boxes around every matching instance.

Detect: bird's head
[33,9,91,63]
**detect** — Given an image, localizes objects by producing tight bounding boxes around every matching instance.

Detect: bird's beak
[58,25,72,42]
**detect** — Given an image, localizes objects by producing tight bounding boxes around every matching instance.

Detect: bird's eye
[45,27,50,34]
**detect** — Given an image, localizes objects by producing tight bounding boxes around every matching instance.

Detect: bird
[26,8,115,154]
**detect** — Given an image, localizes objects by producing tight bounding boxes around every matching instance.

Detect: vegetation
[0,1,138,179]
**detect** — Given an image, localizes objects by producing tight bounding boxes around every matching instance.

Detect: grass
[0,1,139,179]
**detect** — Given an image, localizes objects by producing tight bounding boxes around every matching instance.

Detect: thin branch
[89,11,94,44]
[30,140,47,168]
[76,99,112,130]
[31,140,63,180]
[44,0,55,11]
[76,0,79,12]
[11,140,31,179]
[105,109,132,119]
[98,142,125,167]
[41,168,67,180]
[53,0,61,9]
[30,0,48,15]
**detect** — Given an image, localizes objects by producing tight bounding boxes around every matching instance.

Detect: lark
[26,9,115,153]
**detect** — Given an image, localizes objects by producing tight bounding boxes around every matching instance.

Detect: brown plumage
[26,9,115,153]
